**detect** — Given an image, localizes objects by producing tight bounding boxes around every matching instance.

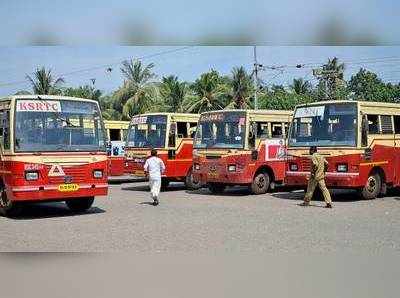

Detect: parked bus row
[0,94,398,216]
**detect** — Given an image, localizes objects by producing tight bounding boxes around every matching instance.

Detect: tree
[114,59,156,119]
[159,75,187,112]
[63,85,102,101]
[26,67,64,95]
[314,57,346,100]
[184,70,227,113]
[229,66,253,109]
[290,78,312,95]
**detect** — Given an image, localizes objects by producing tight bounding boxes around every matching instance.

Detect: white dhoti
[149,178,161,199]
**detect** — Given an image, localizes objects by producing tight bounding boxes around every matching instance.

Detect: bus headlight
[194,163,200,170]
[289,163,298,171]
[93,170,103,178]
[337,164,348,172]
[228,165,236,172]
[25,171,39,181]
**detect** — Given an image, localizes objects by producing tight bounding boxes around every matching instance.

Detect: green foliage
[184,69,228,113]
[63,85,102,101]
[20,57,400,121]
[26,67,64,95]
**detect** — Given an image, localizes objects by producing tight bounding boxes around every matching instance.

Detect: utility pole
[253,46,258,110]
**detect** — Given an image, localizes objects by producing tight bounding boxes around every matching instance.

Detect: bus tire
[0,188,22,217]
[208,183,225,194]
[161,178,170,191]
[66,197,94,212]
[360,173,382,200]
[250,172,270,195]
[185,168,201,190]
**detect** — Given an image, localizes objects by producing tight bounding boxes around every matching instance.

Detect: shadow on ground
[272,189,367,202]
[6,202,105,220]
[122,182,186,192]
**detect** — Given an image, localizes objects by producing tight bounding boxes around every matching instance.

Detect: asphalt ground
[1,182,399,252]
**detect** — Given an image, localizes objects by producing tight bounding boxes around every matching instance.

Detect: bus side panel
[170,139,194,179]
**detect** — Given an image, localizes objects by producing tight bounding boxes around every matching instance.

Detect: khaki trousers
[304,178,332,204]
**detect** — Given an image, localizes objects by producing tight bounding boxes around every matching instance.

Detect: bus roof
[200,109,293,116]
[0,94,100,105]
[295,100,400,110]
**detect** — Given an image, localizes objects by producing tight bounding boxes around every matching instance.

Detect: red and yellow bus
[0,95,108,216]
[104,120,129,177]
[286,100,400,199]
[124,113,200,189]
[192,109,292,194]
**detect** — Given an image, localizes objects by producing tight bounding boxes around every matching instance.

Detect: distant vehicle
[124,113,200,189]
[0,95,108,216]
[192,109,292,194]
[104,120,129,177]
[286,100,400,199]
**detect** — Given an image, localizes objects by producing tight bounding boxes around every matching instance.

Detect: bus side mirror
[169,122,177,147]
[361,115,368,147]
[248,122,256,149]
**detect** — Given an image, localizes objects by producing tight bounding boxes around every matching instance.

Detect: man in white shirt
[143,149,166,206]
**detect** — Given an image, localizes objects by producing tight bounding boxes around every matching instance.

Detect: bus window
[109,128,121,141]
[271,122,283,138]
[177,122,188,138]
[0,110,10,150]
[189,122,197,138]
[367,115,379,134]
[168,122,176,147]
[256,122,269,139]
[394,116,400,134]
[380,115,393,134]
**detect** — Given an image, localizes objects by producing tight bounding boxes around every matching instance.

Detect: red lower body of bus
[108,156,126,176]
[2,158,108,202]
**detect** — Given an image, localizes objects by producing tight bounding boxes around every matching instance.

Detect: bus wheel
[250,172,270,195]
[208,183,225,194]
[161,178,170,191]
[360,173,382,200]
[0,188,21,217]
[185,168,201,190]
[66,197,94,212]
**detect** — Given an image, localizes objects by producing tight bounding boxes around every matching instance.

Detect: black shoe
[300,202,310,207]
[325,203,332,208]
[153,198,159,206]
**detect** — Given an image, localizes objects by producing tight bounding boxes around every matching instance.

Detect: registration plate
[58,184,79,192]
[207,172,219,179]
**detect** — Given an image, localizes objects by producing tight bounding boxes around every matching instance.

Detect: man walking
[301,146,333,208]
[144,149,166,206]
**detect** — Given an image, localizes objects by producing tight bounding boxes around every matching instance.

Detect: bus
[124,113,200,189]
[104,120,129,177]
[286,100,400,200]
[0,95,108,216]
[192,109,292,194]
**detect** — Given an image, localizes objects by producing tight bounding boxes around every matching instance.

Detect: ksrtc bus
[0,95,108,216]
[286,100,400,199]
[104,120,129,176]
[124,113,200,189]
[192,109,292,194]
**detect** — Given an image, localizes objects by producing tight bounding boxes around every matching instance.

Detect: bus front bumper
[9,183,108,202]
[193,171,253,185]
[285,171,361,188]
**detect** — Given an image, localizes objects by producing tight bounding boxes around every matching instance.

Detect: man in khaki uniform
[302,146,333,208]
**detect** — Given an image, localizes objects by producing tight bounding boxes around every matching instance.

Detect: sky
[0,46,399,96]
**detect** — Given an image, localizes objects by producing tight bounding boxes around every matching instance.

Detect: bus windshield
[289,103,357,147]
[14,99,106,152]
[194,112,246,149]
[126,115,167,148]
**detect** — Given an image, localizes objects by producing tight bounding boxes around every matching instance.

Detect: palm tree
[228,66,252,109]
[63,85,102,101]
[26,67,64,95]
[319,57,346,100]
[159,75,187,112]
[184,70,226,113]
[291,78,312,95]
[114,59,156,119]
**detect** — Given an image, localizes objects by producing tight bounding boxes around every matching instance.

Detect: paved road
[1,182,399,252]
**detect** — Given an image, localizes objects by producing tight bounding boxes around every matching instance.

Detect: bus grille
[300,159,311,171]
[47,166,87,184]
